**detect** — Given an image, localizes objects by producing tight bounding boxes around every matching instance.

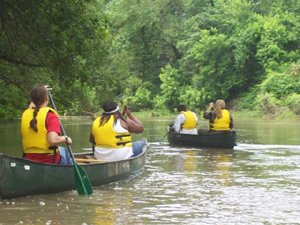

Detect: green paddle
[48,90,93,196]
[158,125,173,143]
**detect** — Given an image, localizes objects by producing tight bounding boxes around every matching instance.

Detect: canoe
[168,128,236,149]
[0,143,149,199]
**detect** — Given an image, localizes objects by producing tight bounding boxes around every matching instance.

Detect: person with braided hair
[21,84,73,164]
[90,101,146,161]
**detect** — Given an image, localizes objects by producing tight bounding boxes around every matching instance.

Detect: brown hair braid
[29,85,48,132]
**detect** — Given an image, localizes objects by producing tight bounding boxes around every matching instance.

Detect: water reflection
[204,149,233,186]
[182,150,198,173]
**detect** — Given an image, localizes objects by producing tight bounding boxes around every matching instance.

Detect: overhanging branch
[0,55,46,67]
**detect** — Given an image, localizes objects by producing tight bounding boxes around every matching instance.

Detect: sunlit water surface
[1,117,300,225]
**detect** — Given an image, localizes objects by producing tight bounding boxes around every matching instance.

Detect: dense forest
[1,0,299,121]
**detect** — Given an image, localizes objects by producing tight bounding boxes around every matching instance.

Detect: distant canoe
[0,144,149,199]
[168,129,236,149]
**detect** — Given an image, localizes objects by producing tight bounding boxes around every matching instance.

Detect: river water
[0,117,300,225]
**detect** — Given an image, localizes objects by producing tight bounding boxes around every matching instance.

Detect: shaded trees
[0,0,109,118]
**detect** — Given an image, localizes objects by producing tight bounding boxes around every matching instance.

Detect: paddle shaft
[159,132,168,142]
[47,91,93,195]
[47,92,75,159]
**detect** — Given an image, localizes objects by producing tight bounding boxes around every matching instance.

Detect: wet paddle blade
[74,164,93,195]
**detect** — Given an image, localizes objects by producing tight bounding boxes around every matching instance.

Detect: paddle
[159,132,168,143]
[47,90,93,196]
[158,125,172,143]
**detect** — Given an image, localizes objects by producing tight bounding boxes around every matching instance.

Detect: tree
[0,0,109,119]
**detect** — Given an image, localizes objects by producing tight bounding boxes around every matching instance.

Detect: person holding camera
[203,99,233,131]
[90,101,145,161]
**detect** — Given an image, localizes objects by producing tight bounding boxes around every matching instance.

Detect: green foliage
[1,0,300,120]
[125,87,153,111]
[178,86,202,110]
[122,76,154,111]
[285,94,300,115]
[237,62,300,115]
[184,30,239,102]
[256,12,300,70]
[107,0,184,92]
[0,81,26,121]
[0,0,111,120]
[1,0,108,83]
[261,71,300,99]
[158,65,181,109]
[256,93,280,114]
[235,86,261,110]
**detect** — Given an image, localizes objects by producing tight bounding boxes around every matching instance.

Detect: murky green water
[1,117,300,224]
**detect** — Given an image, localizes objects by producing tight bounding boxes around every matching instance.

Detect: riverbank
[1,109,299,124]
[134,109,300,121]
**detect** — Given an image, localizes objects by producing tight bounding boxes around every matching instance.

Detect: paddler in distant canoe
[170,104,199,135]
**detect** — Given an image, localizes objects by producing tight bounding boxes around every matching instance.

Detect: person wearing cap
[90,101,145,161]
[203,99,233,131]
[172,104,198,135]
[21,84,73,164]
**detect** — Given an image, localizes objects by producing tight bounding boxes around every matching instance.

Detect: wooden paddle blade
[74,164,93,195]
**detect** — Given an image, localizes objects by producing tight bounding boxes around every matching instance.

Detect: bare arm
[121,107,144,133]
[126,113,144,133]
[203,103,214,119]
[47,131,72,146]
[206,102,214,112]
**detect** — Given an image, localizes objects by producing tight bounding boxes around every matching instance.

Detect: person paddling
[171,104,199,135]
[21,84,73,164]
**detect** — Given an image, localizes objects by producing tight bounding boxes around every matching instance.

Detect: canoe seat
[75,155,106,164]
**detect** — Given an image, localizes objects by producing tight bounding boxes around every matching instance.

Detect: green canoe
[168,129,236,149]
[0,144,149,199]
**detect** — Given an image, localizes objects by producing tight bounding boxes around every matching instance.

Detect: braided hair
[29,85,48,132]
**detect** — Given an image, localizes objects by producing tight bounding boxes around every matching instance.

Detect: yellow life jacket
[210,109,230,131]
[92,115,132,148]
[21,107,59,154]
[181,111,197,129]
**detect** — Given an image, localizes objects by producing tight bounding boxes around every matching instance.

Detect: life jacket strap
[116,141,131,146]
[115,134,131,139]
